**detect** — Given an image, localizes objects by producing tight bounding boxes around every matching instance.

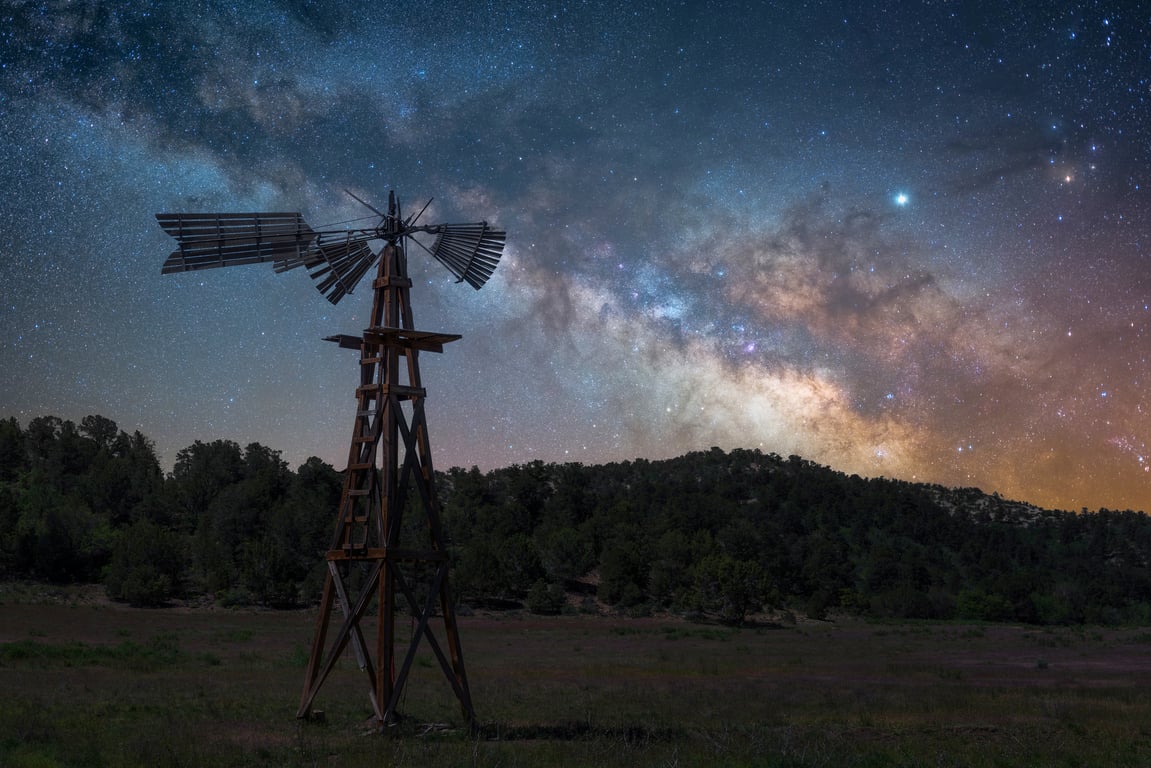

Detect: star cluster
[2,1,1150,511]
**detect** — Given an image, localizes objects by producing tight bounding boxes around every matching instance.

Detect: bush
[526,579,566,615]
[956,589,1014,622]
[103,519,183,607]
[691,554,769,625]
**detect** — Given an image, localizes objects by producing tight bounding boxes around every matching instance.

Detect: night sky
[3,2,1150,512]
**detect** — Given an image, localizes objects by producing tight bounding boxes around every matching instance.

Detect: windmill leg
[439,571,475,721]
[379,559,397,724]
[297,571,335,718]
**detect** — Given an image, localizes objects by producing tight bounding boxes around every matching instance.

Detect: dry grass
[4,586,1151,766]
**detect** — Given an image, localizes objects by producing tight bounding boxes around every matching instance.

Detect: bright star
[895,192,909,206]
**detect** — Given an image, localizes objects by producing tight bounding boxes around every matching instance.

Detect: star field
[2,1,1150,511]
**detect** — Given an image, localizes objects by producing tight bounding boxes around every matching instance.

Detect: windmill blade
[156,212,318,273]
[274,231,377,273]
[426,222,506,290]
[273,249,326,273]
[306,236,380,304]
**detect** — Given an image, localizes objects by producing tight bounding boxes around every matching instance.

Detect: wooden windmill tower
[156,190,504,727]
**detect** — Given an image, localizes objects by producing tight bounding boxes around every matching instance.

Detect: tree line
[0,415,341,608]
[2,414,1151,625]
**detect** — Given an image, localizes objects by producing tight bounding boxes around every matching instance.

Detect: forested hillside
[3,414,1151,625]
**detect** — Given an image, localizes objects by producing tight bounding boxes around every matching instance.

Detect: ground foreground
[4,587,1151,766]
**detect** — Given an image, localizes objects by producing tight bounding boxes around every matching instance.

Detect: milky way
[2,1,1150,511]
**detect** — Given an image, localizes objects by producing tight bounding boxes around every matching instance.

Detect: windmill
[157,190,505,727]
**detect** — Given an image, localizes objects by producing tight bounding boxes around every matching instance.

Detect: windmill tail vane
[155,193,505,303]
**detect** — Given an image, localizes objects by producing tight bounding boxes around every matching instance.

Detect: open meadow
[4,585,1151,767]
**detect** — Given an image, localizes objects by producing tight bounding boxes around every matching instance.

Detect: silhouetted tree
[104,518,184,606]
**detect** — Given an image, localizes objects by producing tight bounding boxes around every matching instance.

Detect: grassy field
[4,585,1151,766]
